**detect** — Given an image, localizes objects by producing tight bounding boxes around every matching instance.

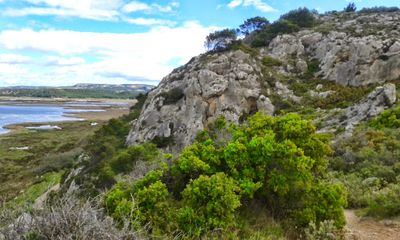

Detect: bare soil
[345,210,400,240]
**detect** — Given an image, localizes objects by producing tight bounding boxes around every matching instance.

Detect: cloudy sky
[0,0,399,87]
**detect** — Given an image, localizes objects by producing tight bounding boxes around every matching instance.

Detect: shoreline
[0,97,135,136]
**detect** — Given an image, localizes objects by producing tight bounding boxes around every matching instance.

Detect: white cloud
[25,0,122,11]
[121,1,151,13]
[122,1,179,14]
[228,0,243,8]
[4,7,119,21]
[228,0,276,13]
[0,54,31,64]
[124,17,176,26]
[45,56,85,66]
[3,0,179,22]
[0,22,218,86]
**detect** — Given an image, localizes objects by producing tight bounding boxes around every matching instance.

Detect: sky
[0,0,399,87]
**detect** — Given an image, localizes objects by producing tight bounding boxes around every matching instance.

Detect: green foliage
[239,16,270,36]
[64,94,149,191]
[151,135,174,148]
[367,183,400,218]
[344,3,357,12]
[330,118,400,218]
[109,143,158,173]
[177,173,241,236]
[205,28,237,51]
[280,7,317,28]
[370,105,400,129]
[105,113,346,238]
[159,88,184,105]
[359,6,400,13]
[304,59,320,79]
[262,56,283,67]
[250,20,300,47]
[304,220,341,240]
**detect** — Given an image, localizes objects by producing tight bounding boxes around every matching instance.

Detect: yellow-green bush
[105,113,347,237]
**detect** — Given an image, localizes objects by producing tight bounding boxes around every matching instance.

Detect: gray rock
[265,13,400,86]
[126,50,270,149]
[321,84,397,134]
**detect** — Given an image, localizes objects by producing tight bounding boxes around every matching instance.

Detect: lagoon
[0,104,85,134]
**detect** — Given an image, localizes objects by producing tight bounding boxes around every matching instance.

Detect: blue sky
[0,0,399,86]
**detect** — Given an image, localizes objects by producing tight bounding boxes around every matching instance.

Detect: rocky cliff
[127,12,399,149]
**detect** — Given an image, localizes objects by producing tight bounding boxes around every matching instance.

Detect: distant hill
[0,83,155,99]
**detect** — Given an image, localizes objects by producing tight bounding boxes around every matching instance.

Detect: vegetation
[159,87,185,105]
[344,3,357,13]
[104,113,347,238]
[329,106,400,218]
[238,16,270,36]
[358,6,400,13]
[369,105,400,129]
[280,7,317,28]
[0,120,100,203]
[205,29,237,51]
[64,94,149,192]
[0,195,138,239]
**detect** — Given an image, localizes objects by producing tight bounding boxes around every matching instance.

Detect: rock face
[127,50,274,149]
[321,83,397,134]
[267,13,400,86]
[127,12,400,149]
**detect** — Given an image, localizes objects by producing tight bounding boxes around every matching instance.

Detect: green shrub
[367,183,400,218]
[250,20,300,47]
[370,105,400,129]
[262,56,283,67]
[109,143,158,173]
[305,220,340,240]
[105,113,347,237]
[280,7,317,28]
[177,173,241,236]
[159,88,185,105]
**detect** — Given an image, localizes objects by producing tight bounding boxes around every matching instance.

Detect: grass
[0,120,103,203]
[12,171,62,206]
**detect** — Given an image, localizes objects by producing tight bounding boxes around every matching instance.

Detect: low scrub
[105,113,347,238]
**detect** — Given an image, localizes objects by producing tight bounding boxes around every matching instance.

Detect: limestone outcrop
[127,50,274,149]
[266,13,400,86]
[127,12,400,149]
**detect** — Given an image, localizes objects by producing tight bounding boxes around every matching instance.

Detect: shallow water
[0,105,84,134]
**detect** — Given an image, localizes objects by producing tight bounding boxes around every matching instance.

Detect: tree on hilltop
[239,16,270,36]
[344,2,357,12]
[204,29,237,51]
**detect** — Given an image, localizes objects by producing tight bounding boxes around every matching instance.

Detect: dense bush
[205,29,237,51]
[344,3,357,12]
[177,173,241,236]
[105,113,346,237]
[280,7,317,28]
[62,94,149,191]
[369,105,400,129]
[367,183,400,218]
[262,56,283,67]
[251,20,300,47]
[159,87,185,105]
[358,6,399,13]
[330,114,400,217]
[239,16,270,36]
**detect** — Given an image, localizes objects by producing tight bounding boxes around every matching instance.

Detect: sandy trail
[345,210,400,240]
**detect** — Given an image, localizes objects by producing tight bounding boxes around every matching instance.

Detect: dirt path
[345,210,400,240]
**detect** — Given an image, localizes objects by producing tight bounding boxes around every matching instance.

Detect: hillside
[1,7,400,240]
[0,84,154,99]
[127,11,399,149]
